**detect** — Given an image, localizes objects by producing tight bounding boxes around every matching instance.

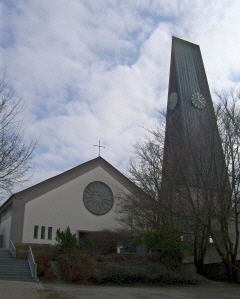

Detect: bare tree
[117,91,240,281]
[213,88,240,281]
[115,191,163,233]
[115,113,166,232]
[128,114,165,201]
[0,71,36,199]
[161,89,240,281]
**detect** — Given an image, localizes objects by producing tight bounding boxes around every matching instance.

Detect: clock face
[83,181,114,215]
[168,92,178,110]
[191,92,206,109]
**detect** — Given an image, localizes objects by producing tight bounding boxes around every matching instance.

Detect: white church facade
[0,157,143,248]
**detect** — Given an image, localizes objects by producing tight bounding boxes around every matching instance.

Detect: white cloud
[1,0,240,197]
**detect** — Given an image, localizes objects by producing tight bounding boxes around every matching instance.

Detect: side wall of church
[0,210,12,248]
[21,166,127,245]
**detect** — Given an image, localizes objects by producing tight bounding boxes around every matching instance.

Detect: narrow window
[48,227,52,240]
[41,226,45,239]
[34,226,38,239]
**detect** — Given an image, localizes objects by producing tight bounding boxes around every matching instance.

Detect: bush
[58,252,94,283]
[204,261,240,282]
[135,227,184,266]
[32,246,197,285]
[56,226,78,253]
[91,263,197,285]
[35,253,58,281]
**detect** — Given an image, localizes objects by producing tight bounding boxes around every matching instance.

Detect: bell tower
[161,37,229,219]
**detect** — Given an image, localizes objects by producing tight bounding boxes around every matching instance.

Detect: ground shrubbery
[90,254,196,285]
[204,261,240,282]
[34,250,197,285]
[35,253,58,281]
[58,252,94,283]
[135,227,184,264]
[92,265,195,285]
[32,228,198,285]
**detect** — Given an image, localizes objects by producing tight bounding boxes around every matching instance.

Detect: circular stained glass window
[83,181,114,215]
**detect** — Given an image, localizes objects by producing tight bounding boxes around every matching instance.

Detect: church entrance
[78,231,90,247]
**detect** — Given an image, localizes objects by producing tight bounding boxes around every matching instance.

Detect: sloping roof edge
[1,156,145,208]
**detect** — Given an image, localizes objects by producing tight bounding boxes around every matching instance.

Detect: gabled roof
[1,156,145,209]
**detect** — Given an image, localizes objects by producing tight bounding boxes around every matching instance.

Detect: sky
[1,0,240,199]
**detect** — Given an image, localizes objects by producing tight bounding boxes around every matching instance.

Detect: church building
[1,37,239,268]
[0,157,143,248]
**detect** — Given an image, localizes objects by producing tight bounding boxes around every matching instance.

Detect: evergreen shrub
[55,226,78,253]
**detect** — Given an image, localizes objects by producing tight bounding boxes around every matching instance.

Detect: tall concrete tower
[161,37,229,222]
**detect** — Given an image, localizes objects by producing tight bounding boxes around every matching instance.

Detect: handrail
[9,239,16,258]
[28,246,37,281]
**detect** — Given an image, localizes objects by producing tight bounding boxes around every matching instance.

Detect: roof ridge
[1,156,145,208]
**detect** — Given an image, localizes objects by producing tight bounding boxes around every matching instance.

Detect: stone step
[0,253,12,258]
[0,275,34,282]
[0,259,28,266]
[0,267,32,275]
[0,268,32,274]
[0,249,34,281]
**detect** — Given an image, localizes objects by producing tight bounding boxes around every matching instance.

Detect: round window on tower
[83,181,114,215]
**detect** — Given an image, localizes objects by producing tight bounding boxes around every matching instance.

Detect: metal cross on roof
[93,140,105,156]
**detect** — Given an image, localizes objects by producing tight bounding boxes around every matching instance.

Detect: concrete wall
[22,166,126,245]
[10,204,25,245]
[228,218,240,260]
[0,210,12,248]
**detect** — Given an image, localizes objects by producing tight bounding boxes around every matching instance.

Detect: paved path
[0,280,239,299]
[0,280,42,299]
[39,282,240,299]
